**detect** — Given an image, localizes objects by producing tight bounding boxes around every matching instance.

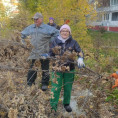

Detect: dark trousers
[27,59,50,86]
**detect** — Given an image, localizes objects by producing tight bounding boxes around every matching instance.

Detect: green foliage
[19,0,42,13]
[85,58,97,69]
[106,89,118,105]
[1,0,117,75]
[89,30,118,41]
[18,0,96,41]
[1,0,97,43]
[0,2,6,17]
[87,30,118,73]
[9,11,32,31]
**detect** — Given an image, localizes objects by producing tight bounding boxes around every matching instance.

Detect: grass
[88,30,118,41]
[84,30,118,73]
[88,30,118,46]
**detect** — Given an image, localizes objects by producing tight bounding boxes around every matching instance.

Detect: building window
[112,12,118,21]
[104,13,109,20]
[114,0,118,4]
[106,14,109,20]
[111,0,118,5]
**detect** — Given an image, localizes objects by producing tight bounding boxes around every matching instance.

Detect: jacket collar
[48,23,56,26]
[56,35,72,44]
[32,23,44,28]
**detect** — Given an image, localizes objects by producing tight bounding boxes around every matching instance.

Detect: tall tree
[41,0,96,41]
[18,0,96,41]
[0,0,6,17]
[19,0,43,14]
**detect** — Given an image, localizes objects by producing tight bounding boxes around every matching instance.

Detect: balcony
[97,5,118,12]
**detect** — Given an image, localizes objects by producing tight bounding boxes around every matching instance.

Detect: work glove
[40,53,50,59]
[77,57,85,68]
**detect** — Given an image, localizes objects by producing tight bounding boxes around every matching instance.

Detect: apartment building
[90,0,118,32]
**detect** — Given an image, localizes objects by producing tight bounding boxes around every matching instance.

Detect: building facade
[90,0,118,32]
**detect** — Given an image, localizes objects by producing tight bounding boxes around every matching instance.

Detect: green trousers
[50,70,74,111]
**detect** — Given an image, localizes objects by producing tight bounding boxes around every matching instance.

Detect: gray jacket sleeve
[21,26,30,39]
[49,27,59,42]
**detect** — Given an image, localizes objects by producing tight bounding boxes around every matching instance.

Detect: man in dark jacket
[47,17,57,28]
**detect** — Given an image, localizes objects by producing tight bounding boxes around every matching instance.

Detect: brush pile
[0,32,118,118]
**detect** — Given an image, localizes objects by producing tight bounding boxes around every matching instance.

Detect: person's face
[49,19,54,24]
[60,28,70,39]
[34,18,43,27]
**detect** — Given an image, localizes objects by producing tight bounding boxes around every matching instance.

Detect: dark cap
[32,12,43,19]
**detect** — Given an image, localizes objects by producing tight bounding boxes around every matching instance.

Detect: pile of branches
[0,32,117,118]
[50,45,82,72]
[76,73,117,118]
[0,72,52,118]
[0,31,31,73]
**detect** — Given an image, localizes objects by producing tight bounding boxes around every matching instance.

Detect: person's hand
[21,38,31,45]
[40,53,50,59]
[77,58,85,68]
